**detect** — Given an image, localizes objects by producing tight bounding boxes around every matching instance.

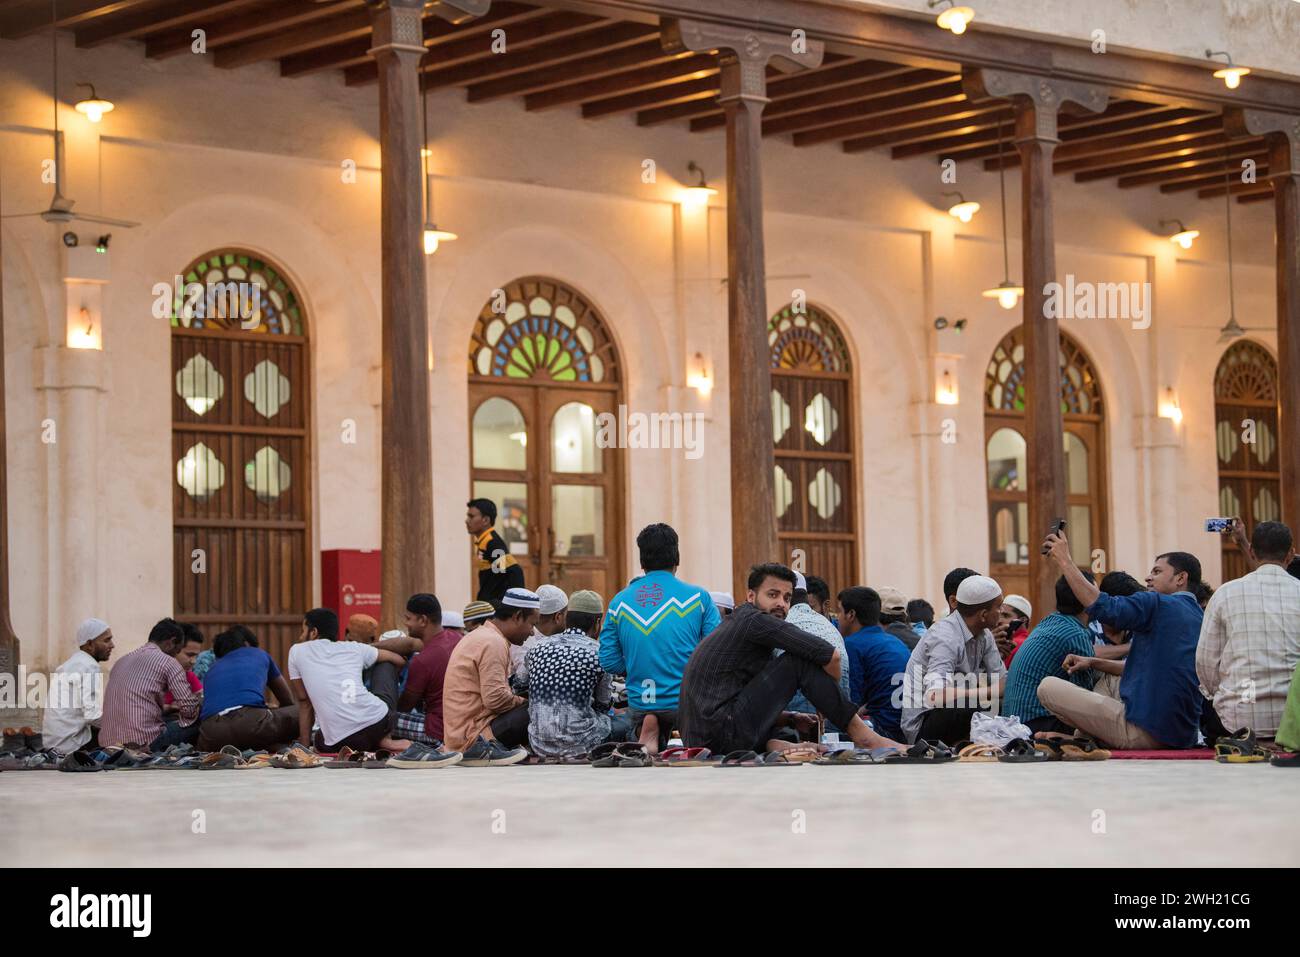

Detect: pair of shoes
[388,742,464,769]
[590,742,651,767]
[2,726,41,755]
[58,750,105,772]
[459,736,527,767]
[1215,727,1269,763]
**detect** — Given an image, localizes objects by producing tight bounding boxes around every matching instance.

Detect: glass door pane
[551,485,604,558]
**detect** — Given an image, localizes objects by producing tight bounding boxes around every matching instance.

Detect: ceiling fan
[0,0,139,231]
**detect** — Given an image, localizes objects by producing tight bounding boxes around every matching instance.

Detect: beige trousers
[1037,676,1162,750]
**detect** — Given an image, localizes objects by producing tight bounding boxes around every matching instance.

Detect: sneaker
[458,736,527,767]
[388,742,464,769]
[1,727,26,756]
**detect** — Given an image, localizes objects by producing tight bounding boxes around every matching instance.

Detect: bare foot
[638,714,660,757]
[380,736,412,752]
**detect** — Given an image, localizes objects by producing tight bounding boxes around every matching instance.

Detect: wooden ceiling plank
[973,116,1226,170]
[2,0,150,38]
[215,7,373,69]
[524,51,717,111]
[75,0,263,48]
[462,37,671,101]
[841,103,1011,153]
[637,94,724,126]
[767,80,967,143]
[143,0,372,59]
[1081,141,1265,184]
[1117,153,1267,188]
[1196,180,1275,199]
[582,72,718,117]
[1052,131,1230,173]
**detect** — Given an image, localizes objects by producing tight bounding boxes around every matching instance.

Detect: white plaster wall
[0,22,1285,668]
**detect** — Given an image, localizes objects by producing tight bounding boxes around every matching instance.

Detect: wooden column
[0,166,16,680]
[966,71,1107,617]
[663,20,822,595]
[1225,110,1300,534]
[367,0,488,625]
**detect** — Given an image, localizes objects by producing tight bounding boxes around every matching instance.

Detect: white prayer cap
[441,610,464,630]
[381,629,404,641]
[536,584,568,615]
[956,575,1002,605]
[502,587,541,610]
[1003,594,1033,619]
[710,591,735,611]
[794,571,807,592]
[76,617,110,648]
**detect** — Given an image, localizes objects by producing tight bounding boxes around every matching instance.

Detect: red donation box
[321,549,382,623]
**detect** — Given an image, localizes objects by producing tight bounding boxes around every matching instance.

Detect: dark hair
[492,601,532,622]
[1099,571,1145,597]
[636,523,680,572]
[1156,551,1202,588]
[1194,580,1215,608]
[804,576,830,604]
[467,498,498,524]
[907,599,935,627]
[747,562,797,591]
[790,588,809,608]
[1055,569,1095,616]
[566,611,601,635]
[213,626,256,659]
[304,607,339,641]
[1252,521,1293,562]
[180,623,204,647]
[838,586,881,627]
[148,618,185,645]
[943,567,978,600]
[406,593,442,620]
[1288,557,1300,580]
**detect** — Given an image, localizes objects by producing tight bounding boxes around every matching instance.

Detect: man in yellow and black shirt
[467,498,525,604]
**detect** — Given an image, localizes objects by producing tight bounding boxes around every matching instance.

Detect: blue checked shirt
[1002,611,1097,723]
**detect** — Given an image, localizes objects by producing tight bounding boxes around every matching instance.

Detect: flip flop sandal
[271,750,324,769]
[1059,737,1111,761]
[659,747,716,767]
[593,743,651,767]
[958,743,1005,762]
[1269,751,1300,767]
[999,738,1049,763]
[323,747,367,769]
[755,751,804,766]
[813,748,884,765]
[57,750,104,772]
[160,755,204,769]
[1215,728,1268,763]
[237,751,274,769]
[885,739,956,764]
[197,752,245,770]
[716,750,761,767]
[362,750,395,768]
[559,753,591,765]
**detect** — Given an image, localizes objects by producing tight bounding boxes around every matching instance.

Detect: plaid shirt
[99,642,201,748]
[1197,563,1300,736]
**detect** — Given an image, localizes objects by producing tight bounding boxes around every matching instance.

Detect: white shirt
[42,650,104,754]
[287,640,387,746]
[1197,563,1300,736]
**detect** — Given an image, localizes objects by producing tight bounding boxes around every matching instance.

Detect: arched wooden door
[171,250,311,666]
[769,303,858,589]
[985,329,1107,602]
[1214,340,1280,583]
[467,278,625,599]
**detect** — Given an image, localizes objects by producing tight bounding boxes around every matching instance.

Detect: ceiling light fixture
[1159,219,1199,249]
[1205,50,1250,89]
[981,120,1023,311]
[929,0,975,35]
[74,82,114,123]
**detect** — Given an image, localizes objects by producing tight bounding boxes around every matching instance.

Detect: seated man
[197,626,297,752]
[1198,520,1300,740]
[899,575,1008,744]
[440,610,465,637]
[601,523,720,754]
[710,592,735,618]
[43,618,114,755]
[462,601,495,631]
[345,614,379,643]
[1092,572,1143,659]
[397,593,463,746]
[441,588,537,764]
[288,607,412,754]
[837,587,911,742]
[163,625,204,713]
[997,594,1033,666]
[512,584,567,683]
[780,573,852,719]
[99,619,202,751]
[907,599,935,640]
[1039,533,1202,749]
[526,590,629,758]
[679,564,905,755]
[1002,573,1098,734]
[878,586,921,651]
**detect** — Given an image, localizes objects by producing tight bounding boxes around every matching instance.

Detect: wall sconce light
[68,306,102,350]
[74,83,114,123]
[929,0,975,35]
[982,279,1024,310]
[942,191,980,223]
[936,368,959,405]
[1159,386,1183,425]
[686,352,713,395]
[1159,219,1199,250]
[681,162,719,208]
[1206,50,1250,89]
[95,234,111,254]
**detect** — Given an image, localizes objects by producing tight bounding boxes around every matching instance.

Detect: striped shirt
[100,642,201,748]
[1002,612,1097,723]
[1197,563,1300,736]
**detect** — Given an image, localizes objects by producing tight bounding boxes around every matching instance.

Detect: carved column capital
[964,68,1108,142]
[1224,108,1300,177]
[662,18,823,104]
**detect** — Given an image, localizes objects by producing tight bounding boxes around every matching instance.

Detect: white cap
[503,587,541,610]
[710,591,735,610]
[440,610,464,630]
[956,575,1001,605]
[76,617,110,649]
[380,629,404,641]
[1003,594,1033,619]
[536,584,568,615]
[794,571,807,592]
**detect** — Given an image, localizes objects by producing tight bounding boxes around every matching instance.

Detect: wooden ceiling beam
[143,0,375,59]
[582,73,718,117]
[1,0,150,38]
[1196,180,1275,200]
[214,8,373,69]
[1052,131,1229,173]
[464,37,670,101]
[524,51,717,111]
[975,115,1225,169]
[1118,153,1267,189]
[1082,141,1265,184]
[842,103,1011,153]
[74,0,265,48]
[785,81,968,145]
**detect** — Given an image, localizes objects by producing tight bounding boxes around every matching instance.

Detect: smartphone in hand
[1205,517,1233,533]
[1041,518,1066,555]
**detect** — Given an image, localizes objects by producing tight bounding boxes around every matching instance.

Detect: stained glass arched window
[468,277,619,383]
[769,303,857,589]
[985,327,1103,415]
[169,249,304,335]
[1214,340,1280,582]
[983,327,1107,604]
